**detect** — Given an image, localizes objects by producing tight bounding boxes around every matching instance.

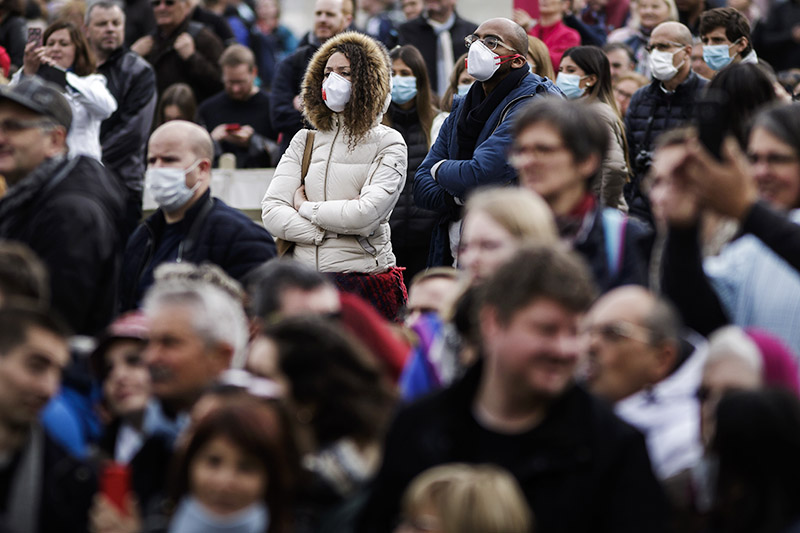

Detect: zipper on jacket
[318,122,341,271]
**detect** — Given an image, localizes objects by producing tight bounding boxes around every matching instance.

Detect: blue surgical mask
[457,82,473,96]
[168,497,269,533]
[702,42,736,71]
[556,72,586,99]
[392,75,417,104]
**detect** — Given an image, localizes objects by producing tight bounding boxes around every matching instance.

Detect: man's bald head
[478,17,529,57]
[151,120,214,161]
[653,21,693,46]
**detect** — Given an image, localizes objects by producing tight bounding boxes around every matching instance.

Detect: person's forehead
[223,63,253,77]
[150,128,191,151]
[475,21,513,42]
[703,27,730,40]
[588,288,652,323]
[13,326,69,366]
[315,0,342,12]
[90,5,124,21]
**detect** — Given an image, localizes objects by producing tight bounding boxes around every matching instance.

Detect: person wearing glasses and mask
[414,17,560,268]
[623,21,706,224]
[130,0,224,102]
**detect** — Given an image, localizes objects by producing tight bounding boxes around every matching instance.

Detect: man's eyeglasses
[644,41,685,53]
[0,118,56,134]
[150,0,177,7]
[464,34,517,53]
[580,321,654,344]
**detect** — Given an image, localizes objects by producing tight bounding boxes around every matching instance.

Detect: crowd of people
[1,0,800,531]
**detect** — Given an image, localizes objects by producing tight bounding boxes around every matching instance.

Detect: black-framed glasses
[0,118,56,134]
[464,34,516,53]
[644,41,685,53]
[150,0,176,7]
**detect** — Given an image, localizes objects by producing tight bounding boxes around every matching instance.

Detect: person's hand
[174,32,195,60]
[513,8,534,31]
[89,493,142,533]
[293,94,303,112]
[293,184,308,210]
[656,143,701,228]
[211,123,229,142]
[228,125,254,147]
[22,41,42,75]
[680,136,758,220]
[130,35,154,57]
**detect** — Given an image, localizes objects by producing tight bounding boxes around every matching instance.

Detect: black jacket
[752,1,800,71]
[0,156,125,334]
[119,190,276,311]
[624,72,707,220]
[387,104,437,250]
[124,0,156,46]
[270,44,318,151]
[0,14,25,70]
[99,47,157,193]
[357,360,669,533]
[144,17,224,103]
[397,13,477,93]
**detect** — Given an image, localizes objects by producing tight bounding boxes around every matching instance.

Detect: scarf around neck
[455,66,528,160]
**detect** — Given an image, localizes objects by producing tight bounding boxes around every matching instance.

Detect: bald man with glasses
[413,17,561,267]
[130,0,224,102]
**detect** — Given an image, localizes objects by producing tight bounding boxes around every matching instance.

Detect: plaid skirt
[328,267,408,322]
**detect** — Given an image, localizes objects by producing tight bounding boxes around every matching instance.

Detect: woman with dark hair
[169,394,296,533]
[385,44,439,284]
[706,62,778,148]
[558,45,629,209]
[157,82,198,125]
[710,388,800,533]
[510,98,651,291]
[247,316,396,530]
[17,20,116,160]
[261,32,408,321]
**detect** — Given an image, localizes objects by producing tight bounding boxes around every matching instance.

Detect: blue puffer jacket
[413,72,562,266]
[119,190,276,311]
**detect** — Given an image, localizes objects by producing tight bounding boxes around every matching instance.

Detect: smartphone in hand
[101,462,131,515]
[27,27,42,47]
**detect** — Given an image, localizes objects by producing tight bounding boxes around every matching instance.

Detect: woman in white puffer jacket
[262,31,408,320]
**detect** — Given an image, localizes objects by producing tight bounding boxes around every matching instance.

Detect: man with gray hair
[143,277,249,420]
[85,0,157,239]
[119,120,276,311]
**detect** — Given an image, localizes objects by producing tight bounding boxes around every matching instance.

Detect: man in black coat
[397,0,477,96]
[0,77,126,335]
[86,0,157,240]
[358,245,669,533]
[269,0,352,153]
[119,120,276,311]
[624,21,706,223]
[0,305,96,533]
[198,44,280,168]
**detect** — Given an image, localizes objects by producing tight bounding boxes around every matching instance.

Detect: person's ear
[584,73,598,88]
[734,37,748,56]
[45,126,68,157]
[198,158,212,172]
[512,54,527,69]
[651,341,678,383]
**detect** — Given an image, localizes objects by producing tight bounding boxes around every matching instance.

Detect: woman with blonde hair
[527,35,556,80]
[395,463,533,533]
[261,31,408,320]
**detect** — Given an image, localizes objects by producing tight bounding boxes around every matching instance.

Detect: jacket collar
[145,189,212,236]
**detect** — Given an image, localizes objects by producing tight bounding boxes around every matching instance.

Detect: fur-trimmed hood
[301,31,391,137]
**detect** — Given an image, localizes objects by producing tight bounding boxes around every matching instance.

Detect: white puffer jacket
[262,122,407,273]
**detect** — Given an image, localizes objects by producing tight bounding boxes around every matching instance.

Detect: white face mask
[466,40,519,82]
[322,71,351,112]
[145,160,201,213]
[649,48,684,81]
